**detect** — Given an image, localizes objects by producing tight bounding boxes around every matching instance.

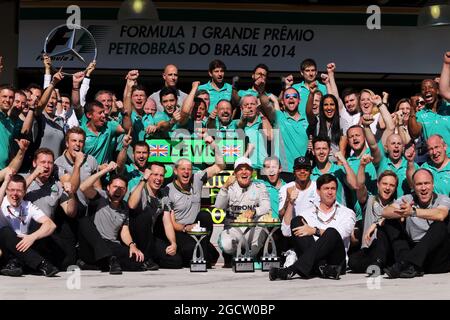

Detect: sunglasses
[284,93,299,99]
[417,100,426,106]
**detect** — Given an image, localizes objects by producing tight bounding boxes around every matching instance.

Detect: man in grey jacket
[216,157,271,261]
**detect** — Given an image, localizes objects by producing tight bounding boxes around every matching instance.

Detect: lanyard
[7,205,26,225]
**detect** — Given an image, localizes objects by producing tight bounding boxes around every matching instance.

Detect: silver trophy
[43,24,97,75]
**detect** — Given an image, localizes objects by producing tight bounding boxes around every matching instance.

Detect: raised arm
[80,60,96,108]
[71,71,85,118]
[116,130,132,175]
[204,136,225,179]
[439,52,450,100]
[404,144,416,189]
[407,103,423,139]
[179,81,200,125]
[37,69,64,113]
[258,93,276,123]
[128,169,151,210]
[373,94,395,146]
[361,114,381,165]
[80,162,117,199]
[6,139,29,174]
[335,151,358,190]
[356,154,372,205]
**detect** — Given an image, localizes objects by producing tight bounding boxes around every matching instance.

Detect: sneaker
[38,259,59,277]
[319,264,342,280]
[109,256,122,275]
[142,259,159,271]
[283,250,298,268]
[1,259,23,277]
[269,267,294,281]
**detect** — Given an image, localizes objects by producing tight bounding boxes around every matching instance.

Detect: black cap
[293,156,312,170]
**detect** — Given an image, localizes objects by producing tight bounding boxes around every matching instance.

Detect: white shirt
[281,200,356,254]
[0,197,46,236]
[279,180,319,220]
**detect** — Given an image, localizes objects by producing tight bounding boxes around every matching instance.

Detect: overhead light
[117,0,159,24]
[417,3,450,27]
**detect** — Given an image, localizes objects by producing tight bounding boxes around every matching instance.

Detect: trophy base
[261,257,280,272]
[233,257,254,273]
[190,260,207,272]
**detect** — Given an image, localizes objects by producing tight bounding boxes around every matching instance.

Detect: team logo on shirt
[149,144,169,157]
[222,145,241,157]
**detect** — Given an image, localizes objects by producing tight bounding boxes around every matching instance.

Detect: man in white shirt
[0,174,58,277]
[270,174,356,281]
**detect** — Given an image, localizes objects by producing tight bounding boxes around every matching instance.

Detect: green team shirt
[292,80,327,120]
[244,116,267,170]
[416,109,450,156]
[238,89,271,98]
[376,153,416,197]
[215,119,240,139]
[421,161,450,196]
[311,163,348,206]
[0,111,17,169]
[255,179,286,218]
[82,120,120,165]
[198,81,233,113]
[347,148,378,220]
[273,110,308,173]
[131,111,155,143]
[124,163,144,200]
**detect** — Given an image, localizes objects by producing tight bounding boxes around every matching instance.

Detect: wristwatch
[411,205,417,217]
[314,227,321,237]
[140,176,148,182]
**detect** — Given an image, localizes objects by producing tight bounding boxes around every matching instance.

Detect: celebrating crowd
[0,51,449,282]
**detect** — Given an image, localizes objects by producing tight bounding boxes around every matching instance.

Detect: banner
[146,138,245,164]
[18,19,450,74]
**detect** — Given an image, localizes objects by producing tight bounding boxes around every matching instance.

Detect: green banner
[145,138,245,164]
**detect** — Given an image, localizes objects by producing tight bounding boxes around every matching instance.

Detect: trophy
[43,24,97,75]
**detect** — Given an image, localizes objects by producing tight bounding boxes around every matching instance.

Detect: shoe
[109,256,122,275]
[142,259,159,271]
[269,267,294,281]
[38,259,59,277]
[319,264,342,280]
[76,259,99,271]
[399,263,424,278]
[1,259,23,277]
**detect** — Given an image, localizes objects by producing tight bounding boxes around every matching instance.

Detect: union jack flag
[222,145,241,157]
[149,144,169,157]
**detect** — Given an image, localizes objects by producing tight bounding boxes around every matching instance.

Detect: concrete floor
[1,266,450,300]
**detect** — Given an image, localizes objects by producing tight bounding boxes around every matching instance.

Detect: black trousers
[27,209,79,271]
[0,226,56,270]
[174,211,219,267]
[77,215,143,271]
[129,210,183,269]
[348,228,391,273]
[289,216,346,277]
[383,219,450,274]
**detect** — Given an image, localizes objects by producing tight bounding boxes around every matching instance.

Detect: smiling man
[215,157,270,261]
[382,169,450,278]
[407,135,450,196]
[270,174,356,281]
